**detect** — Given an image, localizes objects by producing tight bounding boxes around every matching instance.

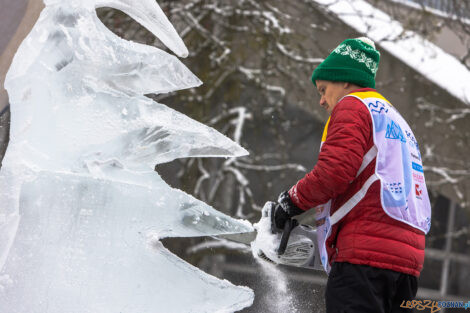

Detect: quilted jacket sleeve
[289,96,372,211]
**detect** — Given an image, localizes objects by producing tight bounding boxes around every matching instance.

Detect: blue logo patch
[412,162,423,172]
[368,100,389,114]
[405,130,419,150]
[386,182,403,194]
[385,121,406,142]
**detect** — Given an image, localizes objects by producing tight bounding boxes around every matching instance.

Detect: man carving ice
[271,37,431,312]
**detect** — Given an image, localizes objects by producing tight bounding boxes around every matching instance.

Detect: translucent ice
[0,0,254,312]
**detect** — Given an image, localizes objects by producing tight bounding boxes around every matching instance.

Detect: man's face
[315,80,349,114]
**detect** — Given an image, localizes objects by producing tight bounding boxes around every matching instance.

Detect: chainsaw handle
[277,218,299,255]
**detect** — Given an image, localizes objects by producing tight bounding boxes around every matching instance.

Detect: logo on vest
[386,182,403,194]
[385,121,406,142]
[413,172,424,183]
[411,152,421,161]
[415,184,423,200]
[368,100,389,114]
[412,162,423,173]
[405,130,419,150]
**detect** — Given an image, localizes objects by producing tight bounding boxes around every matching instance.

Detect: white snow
[313,0,470,105]
[251,203,280,261]
[276,42,324,64]
[250,202,299,313]
[0,0,254,312]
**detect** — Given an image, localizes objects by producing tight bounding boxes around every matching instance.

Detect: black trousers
[325,262,418,313]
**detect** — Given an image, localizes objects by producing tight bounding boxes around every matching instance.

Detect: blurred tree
[368,0,470,70]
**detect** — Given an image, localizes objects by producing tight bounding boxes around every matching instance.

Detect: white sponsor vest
[314,91,431,273]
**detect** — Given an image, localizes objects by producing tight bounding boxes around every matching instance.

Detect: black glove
[273,191,303,230]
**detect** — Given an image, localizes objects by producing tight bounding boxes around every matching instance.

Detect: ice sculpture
[0,0,255,312]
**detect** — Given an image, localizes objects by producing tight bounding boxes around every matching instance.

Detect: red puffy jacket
[289,88,425,277]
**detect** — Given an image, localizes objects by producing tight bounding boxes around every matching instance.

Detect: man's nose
[319,96,326,106]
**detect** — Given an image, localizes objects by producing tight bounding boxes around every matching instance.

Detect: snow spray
[251,205,299,313]
[255,259,299,313]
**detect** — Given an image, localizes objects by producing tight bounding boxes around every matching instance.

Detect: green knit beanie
[311,37,380,88]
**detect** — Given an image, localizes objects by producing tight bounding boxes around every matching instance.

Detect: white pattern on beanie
[332,42,379,74]
[357,37,375,49]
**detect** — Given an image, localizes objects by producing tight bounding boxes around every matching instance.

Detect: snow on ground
[312,0,470,105]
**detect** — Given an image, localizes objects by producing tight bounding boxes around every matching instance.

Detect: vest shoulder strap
[347,91,391,104]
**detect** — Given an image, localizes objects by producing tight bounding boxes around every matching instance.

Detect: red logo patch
[415,184,422,199]
[413,172,424,183]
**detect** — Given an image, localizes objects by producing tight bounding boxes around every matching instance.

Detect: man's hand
[273,191,304,229]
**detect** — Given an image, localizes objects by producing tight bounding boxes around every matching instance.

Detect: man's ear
[343,82,351,89]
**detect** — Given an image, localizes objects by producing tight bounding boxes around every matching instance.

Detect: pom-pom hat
[311,37,380,88]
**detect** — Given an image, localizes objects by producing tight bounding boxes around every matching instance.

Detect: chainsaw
[219,201,323,270]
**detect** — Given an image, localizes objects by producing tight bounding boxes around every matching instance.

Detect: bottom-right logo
[415,184,423,200]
